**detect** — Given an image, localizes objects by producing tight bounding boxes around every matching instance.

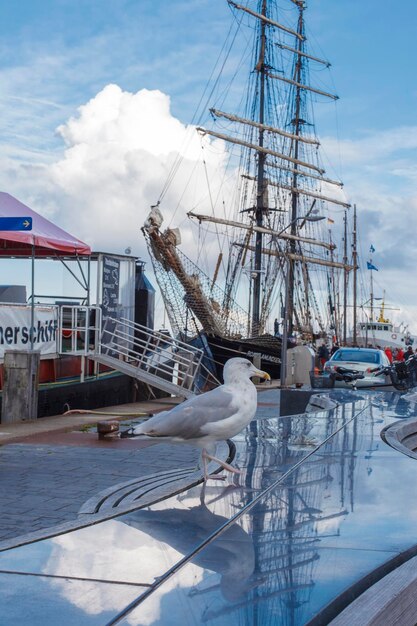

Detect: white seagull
[122,357,270,480]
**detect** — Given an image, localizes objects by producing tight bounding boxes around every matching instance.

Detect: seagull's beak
[254,369,271,381]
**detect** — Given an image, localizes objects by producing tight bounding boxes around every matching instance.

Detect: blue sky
[0,0,416,325]
[0,0,414,135]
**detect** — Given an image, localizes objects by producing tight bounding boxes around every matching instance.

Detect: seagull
[121,357,270,480]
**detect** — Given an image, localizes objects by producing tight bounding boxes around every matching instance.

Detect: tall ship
[143,0,353,380]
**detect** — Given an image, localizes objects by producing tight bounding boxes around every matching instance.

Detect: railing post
[57,306,62,354]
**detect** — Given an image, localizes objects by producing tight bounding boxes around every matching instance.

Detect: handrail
[57,307,203,394]
[99,316,203,392]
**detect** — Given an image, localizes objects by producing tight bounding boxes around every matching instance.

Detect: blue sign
[0,217,32,231]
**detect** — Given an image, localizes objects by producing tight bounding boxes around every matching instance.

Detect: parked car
[323,347,391,388]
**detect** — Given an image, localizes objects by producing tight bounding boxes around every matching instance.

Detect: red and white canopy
[0,192,91,257]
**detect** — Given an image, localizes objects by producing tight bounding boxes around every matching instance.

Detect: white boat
[347,302,415,349]
[347,248,415,349]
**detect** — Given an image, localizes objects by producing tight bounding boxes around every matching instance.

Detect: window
[332,350,381,364]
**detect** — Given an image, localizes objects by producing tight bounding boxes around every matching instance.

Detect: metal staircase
[98,317,203,397]
[58,306,203,398]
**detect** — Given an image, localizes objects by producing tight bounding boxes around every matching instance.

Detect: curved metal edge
[329,553,417,625]
[381,418,417,460]
[306,544,417,626]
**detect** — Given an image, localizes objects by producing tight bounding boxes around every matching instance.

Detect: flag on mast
[369,244,375,253]
[367,261,378,271]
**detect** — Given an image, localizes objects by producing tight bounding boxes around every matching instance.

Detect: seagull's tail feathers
[120,425,148,438]
[120,411,170,439]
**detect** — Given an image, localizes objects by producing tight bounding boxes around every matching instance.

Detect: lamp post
[276,214,326,387]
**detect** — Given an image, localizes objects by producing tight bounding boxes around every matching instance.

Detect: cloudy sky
[0,0,416,326]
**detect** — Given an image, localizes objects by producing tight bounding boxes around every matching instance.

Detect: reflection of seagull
[121,501,257,601]
[121,357,270,480]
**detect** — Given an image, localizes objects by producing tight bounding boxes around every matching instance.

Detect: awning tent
[0,192,91,257]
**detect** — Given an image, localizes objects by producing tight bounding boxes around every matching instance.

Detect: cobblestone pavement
[0,441,199,543]
[0,389,278,545]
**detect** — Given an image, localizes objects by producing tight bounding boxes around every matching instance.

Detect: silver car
[323,348,391,388]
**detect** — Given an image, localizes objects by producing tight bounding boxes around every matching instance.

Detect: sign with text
[101,256,120,355]
[0,217,32,231]
[0,305,58,359]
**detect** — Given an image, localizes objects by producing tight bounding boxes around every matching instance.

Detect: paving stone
[0,439,200,541]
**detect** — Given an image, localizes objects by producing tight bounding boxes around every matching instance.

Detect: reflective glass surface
[1,389,417,625]
[0,571,146,625]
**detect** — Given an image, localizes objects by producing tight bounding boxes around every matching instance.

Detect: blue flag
[369,244,375,253]
[367,261,378,271]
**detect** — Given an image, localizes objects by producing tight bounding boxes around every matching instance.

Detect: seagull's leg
[201,449,209,481]
[200,481,207,505]
[202,449,227,481]
[204,452,243,475]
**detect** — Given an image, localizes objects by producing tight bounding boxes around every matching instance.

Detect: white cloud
[317,124,417,318]
[43,84,231,259]
[1,80,417,329]
[323,126,417,168]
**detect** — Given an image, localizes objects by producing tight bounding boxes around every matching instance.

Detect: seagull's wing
[134,385,238,440]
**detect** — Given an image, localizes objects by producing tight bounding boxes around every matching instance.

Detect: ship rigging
[143,0,356,378]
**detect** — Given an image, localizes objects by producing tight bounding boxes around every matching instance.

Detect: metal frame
[57,305,102,356]
[98,316,203,395]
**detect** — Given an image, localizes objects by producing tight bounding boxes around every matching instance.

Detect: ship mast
[343,210,348,344]
[159,0,346,343]
[369,255,374,322]
[252,0,268,337]
[352,204,358,345]
[288,0,305,336]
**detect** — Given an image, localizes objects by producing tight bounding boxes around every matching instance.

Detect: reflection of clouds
[121,501,256,603]
[44,520,189,617]
[312,547,386,584]
[123,564,204,626]
[48,562,204,625]
[47,521,164,580]
[48,576,137,616]
[322,452,417,551]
